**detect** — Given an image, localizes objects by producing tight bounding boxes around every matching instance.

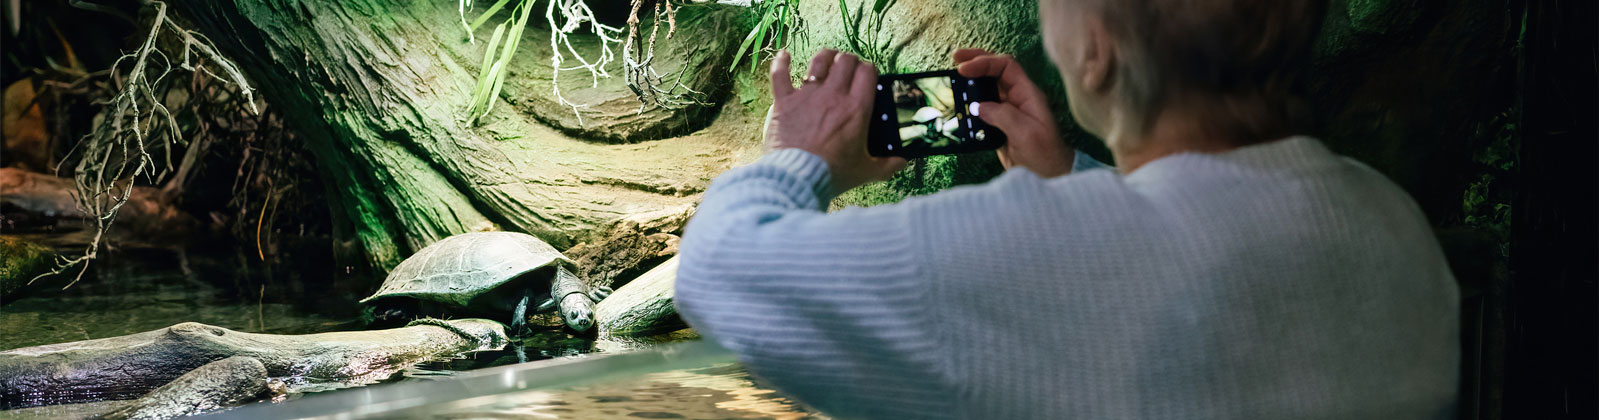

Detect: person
[673,0,1460,418]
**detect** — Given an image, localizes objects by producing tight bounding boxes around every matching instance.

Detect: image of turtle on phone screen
[867,70,1007,158]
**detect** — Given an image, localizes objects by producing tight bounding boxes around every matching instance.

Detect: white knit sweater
[675,137,1460,419]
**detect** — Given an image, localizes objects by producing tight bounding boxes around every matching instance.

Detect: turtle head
[560,293,597,332]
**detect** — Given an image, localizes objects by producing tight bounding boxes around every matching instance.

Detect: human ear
[1078,16,1115,94]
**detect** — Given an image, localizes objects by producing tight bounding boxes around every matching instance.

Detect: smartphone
[867,70,1006,158]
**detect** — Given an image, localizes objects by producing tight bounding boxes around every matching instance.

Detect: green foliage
[1461,110,1517,257]
[465,0,534,124]
[839,0,896,68]
[731,0,805,73]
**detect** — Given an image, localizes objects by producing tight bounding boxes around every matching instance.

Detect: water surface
[0,242,825,419]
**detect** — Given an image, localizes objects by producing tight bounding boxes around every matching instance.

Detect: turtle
[359,232,612,334]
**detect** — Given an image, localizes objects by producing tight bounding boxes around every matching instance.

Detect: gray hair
[1070,0,1328,142]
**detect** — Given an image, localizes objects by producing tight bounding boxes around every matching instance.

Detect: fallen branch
[0,319,506,409]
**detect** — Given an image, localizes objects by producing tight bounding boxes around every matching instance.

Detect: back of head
[1072,0,1328,143]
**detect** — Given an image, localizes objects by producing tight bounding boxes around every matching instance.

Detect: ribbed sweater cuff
[750,148,835,210]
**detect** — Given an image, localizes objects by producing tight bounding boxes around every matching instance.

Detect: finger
[975,101,1042,140]
[825,53,860,92]
[952,48,993,64]
[960,55,1047,111]
[996,147,1015,170]
[771,50,795,98]
[807,49,839,85]
[849,60,879,108]
[956,54,1027,82]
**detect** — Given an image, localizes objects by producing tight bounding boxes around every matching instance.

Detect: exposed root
[33,0,258,288]
[622,0,711,113]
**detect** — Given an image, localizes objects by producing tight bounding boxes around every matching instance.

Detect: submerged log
[0,318,506,409]
[98,356,270,420]
[596,256,685,338]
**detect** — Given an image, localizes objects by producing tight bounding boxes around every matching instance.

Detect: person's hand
[954,49,1076,177]
[766,49,907,194]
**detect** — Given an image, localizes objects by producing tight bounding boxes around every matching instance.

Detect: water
[1,245,362,350]
[0,241,826,419]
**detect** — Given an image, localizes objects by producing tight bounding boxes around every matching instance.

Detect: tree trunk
[165,1,758,271]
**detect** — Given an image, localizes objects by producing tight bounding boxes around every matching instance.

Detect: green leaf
[469,0,515,32]
[731,9,777,72]
[873,0,892,13]
[839,0,866,55]
[469,23,508,119]
[774,5,787,49]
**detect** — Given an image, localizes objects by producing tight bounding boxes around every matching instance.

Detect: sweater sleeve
[674,148,956,419]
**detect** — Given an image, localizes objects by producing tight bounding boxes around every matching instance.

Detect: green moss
[830,151,1004,209]
[1,236,55,297]
[1344,0,1422,36]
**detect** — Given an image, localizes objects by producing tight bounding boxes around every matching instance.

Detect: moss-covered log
[164,1,759,272]
[0,319,505,409]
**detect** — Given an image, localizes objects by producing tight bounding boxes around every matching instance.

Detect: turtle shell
[359,232,574,309]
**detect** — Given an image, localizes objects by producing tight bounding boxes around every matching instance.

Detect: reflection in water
[418,363,827,420]
[0,247,361,351]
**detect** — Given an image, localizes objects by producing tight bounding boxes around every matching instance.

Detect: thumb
[870,157,909,182]
[975,102,1039,141]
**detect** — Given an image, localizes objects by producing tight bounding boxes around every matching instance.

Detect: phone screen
[867,70,1006,158]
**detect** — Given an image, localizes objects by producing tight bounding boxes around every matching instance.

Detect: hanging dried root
[461,0,729,126]
[544,0,626,126]
[33,0,257,288]
[622,0,711,113]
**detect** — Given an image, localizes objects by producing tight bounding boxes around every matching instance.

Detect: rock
[2,79,51,172]
[98,356,270,420]
[1309,0,1522,223]
[0,319,506,409]
[565,205,691,290]
[493,5,754,142]
[596,256,686,338]
[168,0,761,270]
[0,236,54,299]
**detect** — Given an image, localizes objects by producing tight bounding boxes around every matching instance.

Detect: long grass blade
[731,8,777,72]
[468,22,508,119]
[469,0,515,32]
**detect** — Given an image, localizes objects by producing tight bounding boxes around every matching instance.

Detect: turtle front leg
[589,286,613,302]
